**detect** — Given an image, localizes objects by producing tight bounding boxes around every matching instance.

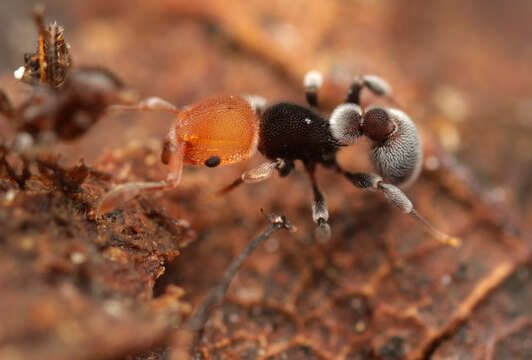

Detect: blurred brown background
[1,0,531,359]
[1,0,531,225]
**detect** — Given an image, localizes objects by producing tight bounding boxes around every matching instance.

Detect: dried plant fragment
[14,6,72,88]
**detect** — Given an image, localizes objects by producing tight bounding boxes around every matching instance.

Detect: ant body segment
[99,71,460,246]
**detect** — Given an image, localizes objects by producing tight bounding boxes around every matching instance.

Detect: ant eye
[361,75,392,96]
[329,103,362,145]
[362,107,396,142]
[204,156,221,167]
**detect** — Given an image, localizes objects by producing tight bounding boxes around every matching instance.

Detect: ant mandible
[98,71,460,247]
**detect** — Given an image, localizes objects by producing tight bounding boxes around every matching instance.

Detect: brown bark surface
[0,1,530,359]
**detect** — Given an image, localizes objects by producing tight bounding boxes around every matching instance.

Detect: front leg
[0,90,14,119]
[97,126,184,215]
[106,96,179,115]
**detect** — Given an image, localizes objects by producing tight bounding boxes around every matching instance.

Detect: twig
[186,212,295,334]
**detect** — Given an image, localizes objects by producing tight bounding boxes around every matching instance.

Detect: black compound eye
[204,156,221,167]
[362,107,396,142]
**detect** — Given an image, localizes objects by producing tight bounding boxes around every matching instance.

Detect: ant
[98,70,460,247]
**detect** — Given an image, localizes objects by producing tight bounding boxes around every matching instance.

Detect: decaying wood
[0,1,530,359]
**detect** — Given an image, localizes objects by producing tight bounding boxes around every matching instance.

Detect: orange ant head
[170,95,259,168]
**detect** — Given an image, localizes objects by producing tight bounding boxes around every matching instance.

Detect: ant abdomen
[368,108,422,188]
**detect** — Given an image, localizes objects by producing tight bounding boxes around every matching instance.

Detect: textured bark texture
[0,1,530,359]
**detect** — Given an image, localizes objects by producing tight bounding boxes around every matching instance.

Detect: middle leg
[213,158,287,197]
[305,162,331,242]
[97,126,184,215]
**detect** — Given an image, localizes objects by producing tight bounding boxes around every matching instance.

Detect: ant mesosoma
[98,70,460,247]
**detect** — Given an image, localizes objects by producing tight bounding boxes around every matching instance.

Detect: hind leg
[336,166,460,247]
[344,74,393,105]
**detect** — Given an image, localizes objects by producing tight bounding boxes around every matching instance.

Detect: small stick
[33,5,48,84]
[186,212,295,333]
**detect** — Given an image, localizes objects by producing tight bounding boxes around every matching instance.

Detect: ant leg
[106,96,179,115]
[97,127,184,215]
[243,95,267,115]
[305,163,331,242]
[345,74,393,105]
[303,70,324,107]
[278,159,295,177]
[214,158,285,196]
[336,165,461,247]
